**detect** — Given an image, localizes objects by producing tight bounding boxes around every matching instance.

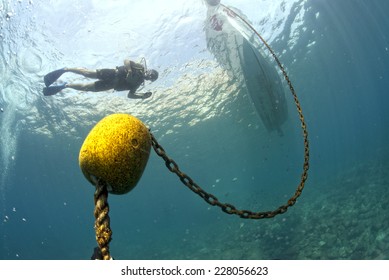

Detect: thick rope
[93,180,112,260]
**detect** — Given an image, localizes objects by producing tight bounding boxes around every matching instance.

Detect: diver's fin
[44,68,66,87]
[43,83,67,96]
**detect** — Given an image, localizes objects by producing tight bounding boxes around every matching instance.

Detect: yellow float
[79,113,151,195]
[79,113,151,259]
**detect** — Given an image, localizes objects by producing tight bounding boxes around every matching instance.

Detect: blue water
[0,0,388,260]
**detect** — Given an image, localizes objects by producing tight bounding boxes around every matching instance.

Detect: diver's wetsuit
[95,62,145,92]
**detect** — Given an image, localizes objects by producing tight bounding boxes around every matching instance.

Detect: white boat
[205,2,288,134]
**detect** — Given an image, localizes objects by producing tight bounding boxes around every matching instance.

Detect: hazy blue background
[0,0,388,259]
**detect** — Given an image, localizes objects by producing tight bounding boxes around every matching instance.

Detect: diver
[43,59,159,99]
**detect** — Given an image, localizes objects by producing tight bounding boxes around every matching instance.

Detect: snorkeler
[43,59,159,99]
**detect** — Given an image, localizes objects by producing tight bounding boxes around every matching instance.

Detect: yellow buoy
[79,114,151,195]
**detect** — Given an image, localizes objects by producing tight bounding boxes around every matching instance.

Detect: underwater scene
[0,0,388,260]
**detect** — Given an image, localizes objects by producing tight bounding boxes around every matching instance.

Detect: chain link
[150,6,309,219]
[151,127,309,220]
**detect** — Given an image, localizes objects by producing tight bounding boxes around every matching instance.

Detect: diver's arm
[127,90,152,99]
[123,59,133,76]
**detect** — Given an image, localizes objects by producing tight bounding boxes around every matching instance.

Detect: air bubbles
[6,12,13,21]
[5,80,33,112]
[19,49,43,73]
[307,41,316,48]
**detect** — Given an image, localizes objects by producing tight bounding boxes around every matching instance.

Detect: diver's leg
[66,81,114,92]
[66,82,97,92]
[64,67,98,79]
